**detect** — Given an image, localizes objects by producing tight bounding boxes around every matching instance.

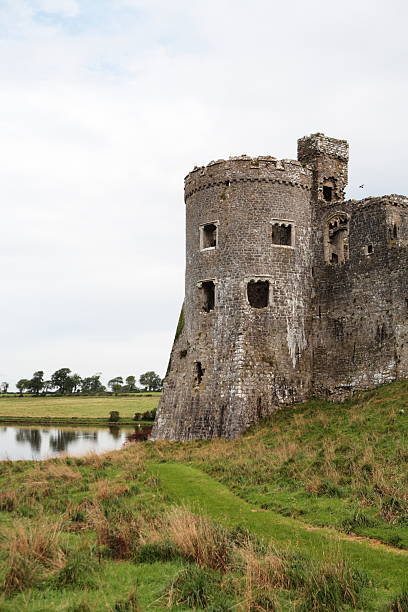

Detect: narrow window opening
[272,222,292,246]
[202,223,217,249]
[325,214,349,264]
[247,280,269,308]
[194,361,204,386]
[393,224,399,239]
[323,185,333,201]
[367,244,373,254]
[200,281,215,312]
[405,298,408,310]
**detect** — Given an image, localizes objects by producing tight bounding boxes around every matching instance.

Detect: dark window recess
[194,361,204,385]
[326,214,349,264]
[247,280,269,308]
[367,244,373,254]
[272,223,292,246]
[393,224,399,239]
[201,281,215,312]
[202,223,217,248]
[323,185,333,201]
[179,349,187,358]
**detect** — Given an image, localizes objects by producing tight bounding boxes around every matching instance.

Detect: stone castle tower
[151,133,408,440]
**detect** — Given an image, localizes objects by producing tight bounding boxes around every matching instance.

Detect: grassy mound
[0,380,406,610]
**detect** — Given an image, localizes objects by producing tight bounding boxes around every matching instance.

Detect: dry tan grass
[86,501,140,559]
[0,489,17,512]
[26,462,82,483]
[153,507,231,571]
[93,479,130,500]
[2,520,65,593]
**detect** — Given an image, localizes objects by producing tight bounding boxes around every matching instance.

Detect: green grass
[143,380,408,552]
[151,463,408,608]
[0,395,160,420]
[0,380,407,610]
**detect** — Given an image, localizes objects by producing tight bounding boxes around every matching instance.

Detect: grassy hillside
[0,381,407,611]
[0,395,160,419]
[146,381,408,551]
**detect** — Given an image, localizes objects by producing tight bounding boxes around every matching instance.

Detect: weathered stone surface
[151,133,408,441]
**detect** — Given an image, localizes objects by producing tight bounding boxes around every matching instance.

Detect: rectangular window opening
[247,280,269,308]
[194,361,204,385]
[323,185,333,201]
[272,222,292,246]
[200,280,215,312]
[201,223,218,249]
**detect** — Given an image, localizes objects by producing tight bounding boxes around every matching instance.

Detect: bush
[109,411,120,423]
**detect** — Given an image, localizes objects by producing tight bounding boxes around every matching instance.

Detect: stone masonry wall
[152,134,408,441]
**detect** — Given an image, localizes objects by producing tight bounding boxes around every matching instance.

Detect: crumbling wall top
[297,133,349,164]
[184,155,312,200]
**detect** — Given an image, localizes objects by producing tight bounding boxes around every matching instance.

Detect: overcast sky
[1,0,407,389]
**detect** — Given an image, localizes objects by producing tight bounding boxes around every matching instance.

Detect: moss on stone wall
[175,306,185,341]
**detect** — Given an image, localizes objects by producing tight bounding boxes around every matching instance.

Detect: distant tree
[64,373,82,394]
[139,371,162,392]
[125,375,136,392]
[28,371,44,395]
[81,374,105,394]
[0,382,9,394]
[108,376,123,395]
[43,380,54,394]
[16,379,30,396]
[51,368,71,394]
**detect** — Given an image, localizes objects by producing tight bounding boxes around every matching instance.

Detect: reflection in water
[49,430,81,452]
[16,428,42,452]
[2,425,150,461]
[126,427,152,442]
[108,426,121,440]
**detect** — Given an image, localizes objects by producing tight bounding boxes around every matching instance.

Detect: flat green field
[0,395,160,419]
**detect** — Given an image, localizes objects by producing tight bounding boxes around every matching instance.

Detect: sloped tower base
[152,134,408,441]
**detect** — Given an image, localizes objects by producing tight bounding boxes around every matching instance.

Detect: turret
[297,133,349,204]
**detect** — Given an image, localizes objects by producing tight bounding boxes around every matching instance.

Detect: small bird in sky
[359,184,365,188]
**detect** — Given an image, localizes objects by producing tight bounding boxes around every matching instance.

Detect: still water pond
[0,425,152,461]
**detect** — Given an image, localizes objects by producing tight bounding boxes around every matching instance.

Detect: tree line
[0,369,163,396]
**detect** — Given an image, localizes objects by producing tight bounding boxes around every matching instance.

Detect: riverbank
[0,381,407,610]
[0,416,151,426]
[0,394,160,424]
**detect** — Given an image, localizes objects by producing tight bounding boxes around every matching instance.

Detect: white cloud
[34,0,80,17]
[0,0,407,388]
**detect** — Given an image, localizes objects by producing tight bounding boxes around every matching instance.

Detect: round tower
[152,153,314,440]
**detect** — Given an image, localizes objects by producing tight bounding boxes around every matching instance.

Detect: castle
[151,133,408,441]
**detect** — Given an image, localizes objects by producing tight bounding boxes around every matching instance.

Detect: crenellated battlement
[184,156,312,200]
[152,133,408,441]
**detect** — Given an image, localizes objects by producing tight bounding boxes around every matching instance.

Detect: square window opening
[272,222,292,246]
[247,280,269,308]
